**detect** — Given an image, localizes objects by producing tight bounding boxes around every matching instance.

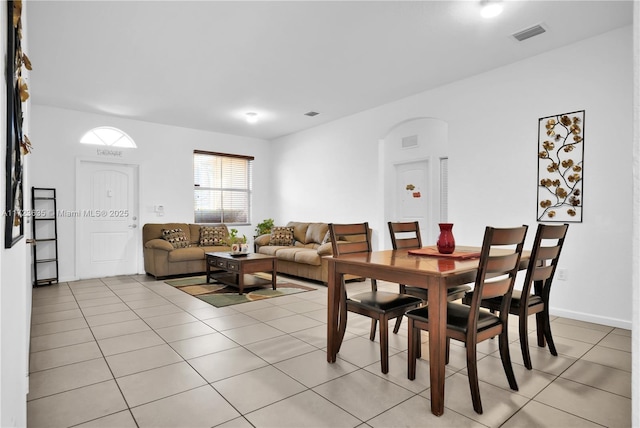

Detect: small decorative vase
[436,223,455,254]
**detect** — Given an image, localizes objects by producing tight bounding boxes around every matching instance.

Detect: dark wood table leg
[327,259,339,363]
[206,255,212,284]
[271,259,277,290]
[428,278,446,417]
[237,271,244,295]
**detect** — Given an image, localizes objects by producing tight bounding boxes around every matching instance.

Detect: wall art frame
[5,0,25,248]
[537,110,584,223]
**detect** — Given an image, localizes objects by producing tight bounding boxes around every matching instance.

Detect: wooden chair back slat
[388,221,422,251]
[469,225,528,327]
[521,223,569,299]
[329,223,372,256]
[480,277,513,300]
[532,265,554,282]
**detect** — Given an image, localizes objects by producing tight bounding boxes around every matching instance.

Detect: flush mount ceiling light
[245,112,258,124]
[480,0,503,18]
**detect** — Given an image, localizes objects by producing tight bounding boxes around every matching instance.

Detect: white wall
[1,2,31,426]
[29,107,272,281]
[271,26,634,329]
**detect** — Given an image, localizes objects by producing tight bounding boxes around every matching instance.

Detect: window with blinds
[193,151,254,224]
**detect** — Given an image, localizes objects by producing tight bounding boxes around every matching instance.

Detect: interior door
[77,161,139,278]
[395,160,430,243]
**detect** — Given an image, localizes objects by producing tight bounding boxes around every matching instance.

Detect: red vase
[436,223,455,254]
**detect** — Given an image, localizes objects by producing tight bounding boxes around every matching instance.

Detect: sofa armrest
[254,234,272,247]
[145,238,174,251]
[317,242,333,256]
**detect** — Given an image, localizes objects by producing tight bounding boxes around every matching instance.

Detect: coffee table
[205,252,277,295]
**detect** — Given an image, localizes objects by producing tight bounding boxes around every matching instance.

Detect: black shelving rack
[31,187,59,286]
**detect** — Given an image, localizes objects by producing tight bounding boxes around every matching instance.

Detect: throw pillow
[321,230,331,244]
[199,226,227,246]
[162,228,190,249]
[270,226,294,246]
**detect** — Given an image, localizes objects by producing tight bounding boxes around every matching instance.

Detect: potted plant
[254,218,274,237]
[228,228,248,254]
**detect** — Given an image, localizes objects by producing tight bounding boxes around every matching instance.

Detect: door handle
[26,239,36,245]
[128,224,137,228]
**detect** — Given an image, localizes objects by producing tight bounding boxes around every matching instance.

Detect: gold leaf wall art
[537,110,584,222]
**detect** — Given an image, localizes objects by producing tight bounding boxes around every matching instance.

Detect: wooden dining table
[326,245,529,416]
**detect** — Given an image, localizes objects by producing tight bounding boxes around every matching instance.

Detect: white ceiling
[26,1,633,141]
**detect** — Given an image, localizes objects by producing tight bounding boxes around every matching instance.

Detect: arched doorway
[381,117,449,248]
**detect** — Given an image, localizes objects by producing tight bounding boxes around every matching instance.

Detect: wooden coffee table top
[206,252,275,261]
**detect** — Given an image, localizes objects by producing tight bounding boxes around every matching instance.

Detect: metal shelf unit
[31,187,59,286]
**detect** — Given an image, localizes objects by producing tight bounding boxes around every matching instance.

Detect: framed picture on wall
[5,0,28,248]
[537,110,584,223]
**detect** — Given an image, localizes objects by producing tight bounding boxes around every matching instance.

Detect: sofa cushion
[167,246,205,262]
[294,249,322,266]
[286,222,310,243]
[271,247,322,266]
[305,223,329,245]
[162,228,190,248]
[270,226,294,246]
[144,223,191,243]
[199,226,228,246]
[258,245,285,256]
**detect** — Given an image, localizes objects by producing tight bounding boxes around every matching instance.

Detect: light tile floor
[27,274,632,427]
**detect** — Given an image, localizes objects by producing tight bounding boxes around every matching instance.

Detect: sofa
[254,221,333,283]
[143,223,231,279]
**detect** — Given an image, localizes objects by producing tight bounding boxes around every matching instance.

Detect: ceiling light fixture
[480,0,503,18]
[245,112,258,124]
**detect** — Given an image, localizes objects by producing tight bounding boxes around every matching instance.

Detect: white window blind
[440,157,449,222]
[193,151,253,224]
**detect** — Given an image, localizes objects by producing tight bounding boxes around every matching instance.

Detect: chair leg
[393,315,403,334]
[465,341,483,414]
[370,319,377,341]
[519,315,532,370]
[542,308,558,356]
[408,318,417,380]
[535,311,546,347]
[445,337,450,365]
[499,330,519,391]
[379,316,389,374]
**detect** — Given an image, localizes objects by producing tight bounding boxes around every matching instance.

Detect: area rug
[165,275,315,307]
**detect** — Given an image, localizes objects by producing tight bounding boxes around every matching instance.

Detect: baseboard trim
[550,307,632,330]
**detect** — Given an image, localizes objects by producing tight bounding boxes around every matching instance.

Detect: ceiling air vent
[304,111,320,117]
[512,24,546,42]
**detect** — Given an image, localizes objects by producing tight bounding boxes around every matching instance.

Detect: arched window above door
[80,127,137,148]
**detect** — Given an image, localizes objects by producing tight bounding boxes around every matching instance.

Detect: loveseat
[254,221,333,283]
[143,223,231,279]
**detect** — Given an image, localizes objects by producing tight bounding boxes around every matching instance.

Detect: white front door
[77,161,139,279]
[395,160,430,243]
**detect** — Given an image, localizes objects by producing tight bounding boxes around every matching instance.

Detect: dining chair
[388,221,471,333]
[463,223,569,370]
[328,222,422,374]
[406,225,528,414]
